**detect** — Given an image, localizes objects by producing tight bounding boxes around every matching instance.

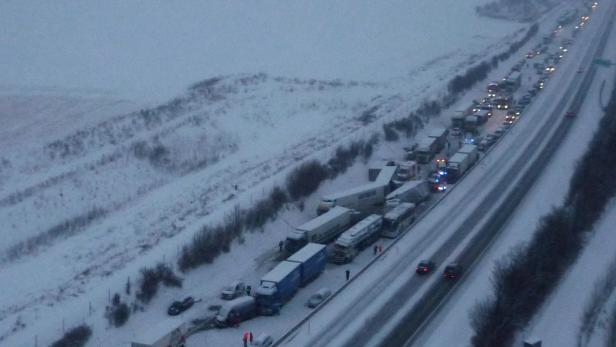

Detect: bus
[381,202,416,238]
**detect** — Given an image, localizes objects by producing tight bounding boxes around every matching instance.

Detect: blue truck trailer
[286,243,327,286]
[255,261,301,315]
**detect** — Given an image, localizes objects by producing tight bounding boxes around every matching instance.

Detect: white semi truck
[331,214,383,263]
[317,165,396,215]
[285,206,353,253]
[386,180,431,205]
[131,320,188,347]
[446,151,476,183]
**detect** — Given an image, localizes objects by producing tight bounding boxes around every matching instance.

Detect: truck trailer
[414,136,439,164]
[331,214,383,263]
[131,320,188,347]
[386,180,431,205]
[255,261,302,315]
[286,243,327,286]
[317,181,387,216]
[446,152,472,183]
[457,144,479,165]
[427,127,449,153]
[215,296,257,327]
[286,206,353,253]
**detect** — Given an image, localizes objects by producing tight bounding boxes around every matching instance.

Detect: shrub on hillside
[286,160,329,200]
[136,263,182,304]
[105,293,131,327]
[383,124,399,142]
[50,325,92,347]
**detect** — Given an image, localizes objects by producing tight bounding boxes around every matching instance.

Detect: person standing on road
[278,240,284,253]
[373,245,378,255]
[345,269,350,281]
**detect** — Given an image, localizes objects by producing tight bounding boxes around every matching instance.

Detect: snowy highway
[277,2,615,346]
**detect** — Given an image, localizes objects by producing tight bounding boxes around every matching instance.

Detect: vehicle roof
[287,243,326,263]
[131,318,186,343]
[427,127,448,138]
[386,180,425,199]
[218,296,255,317]
[458,144,477,154]
[375,165,397,184]
[384,202,415,220]
[336,215,382,246]
[322,182,385,202]
[448,153,468,163]
[261,261,300,283]
[298,206,351,231]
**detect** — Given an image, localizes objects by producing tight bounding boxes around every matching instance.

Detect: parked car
[416,260,436,274]
[443,263,463,280]
[221,280,246,300]
[251,333,274,347]
[494,127,505,137]
[167,296,195,316]
[486,134,497,146]
[306,288,332,308]
[477,139,489,152]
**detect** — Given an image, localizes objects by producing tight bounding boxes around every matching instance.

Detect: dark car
[443,263,462,280]
[416,260,436,274]
[168,296,195,316]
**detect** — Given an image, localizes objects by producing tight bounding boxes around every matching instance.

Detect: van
[221,280,246,300]
[215,296,256,327]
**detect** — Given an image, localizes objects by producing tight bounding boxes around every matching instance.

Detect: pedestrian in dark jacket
[345,269,350,281]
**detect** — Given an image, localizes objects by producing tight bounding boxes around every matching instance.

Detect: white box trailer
[414,136,439,164]
[131,320,188,347]
[427,127,449,152]
[386,180,431,205]
[368,160,394,181]
[332,214,383,263]
[446,152,471,183]
[458,144,479,164]
[375,165,397,193]
[317,181,388,215]
[286,206,353,253]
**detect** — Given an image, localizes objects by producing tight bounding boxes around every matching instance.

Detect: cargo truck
[414,136,439,164]
[427,127,449,153]
[331,215,383,263]
[286,243,327,286]
[386,180,431,205]
[381,202,416,238]
[446,152,471,183]
[215,296,257,327]
[286,206,353,253]
[317,180,388,216]
[255,261,301,315]
[392,161,418,186]
[131,320,188,347]
[457,144,479,165]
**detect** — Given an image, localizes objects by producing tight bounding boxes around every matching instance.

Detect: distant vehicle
[381,202,416,238]
[494,127,505,137]
[386,180,431,206]
[251,333,274,347]
[477,139,489,152]
[131,320,188,347]
[255,261,301,315]
[416,260,436,274]
[393,161,418,186]
[443,263,463,280]
[565,110,576,118]
[221,281,246,300]
[332,215,383,263]
[286,206,353,253]
[167,297,195,316]
[306,288,332,308]
[487,82,499,96]
[446,151,476,184]
[428,173,447,191]
[486,134,497,146]
[451,127,462,137]
[215,296,257,327]
[504,111,517,126]
[494,95,512,110]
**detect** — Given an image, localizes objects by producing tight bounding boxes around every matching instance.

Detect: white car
[306,288,332,308]
[251,333,274,347]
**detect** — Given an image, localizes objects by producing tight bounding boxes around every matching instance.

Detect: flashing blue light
[438,170,447,176]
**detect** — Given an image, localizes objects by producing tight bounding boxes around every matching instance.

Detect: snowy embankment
[0,1,532,346]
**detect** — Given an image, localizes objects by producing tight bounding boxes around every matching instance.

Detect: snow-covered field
[0,1,586,346]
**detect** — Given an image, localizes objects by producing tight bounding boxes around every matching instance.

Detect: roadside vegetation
[470,73,616,347]
[49,325,91,347]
